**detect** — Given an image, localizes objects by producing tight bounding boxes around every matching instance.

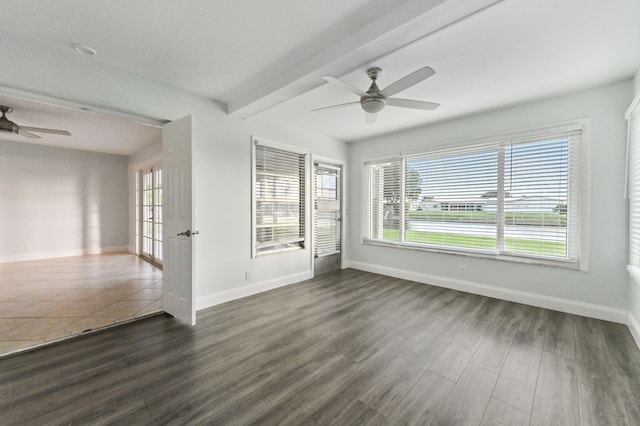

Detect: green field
[382,229,566,257]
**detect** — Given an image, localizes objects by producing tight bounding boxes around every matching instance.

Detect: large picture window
[253,139,307,256]
[363,123,584,267]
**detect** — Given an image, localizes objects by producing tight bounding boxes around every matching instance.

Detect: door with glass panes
[314,162,342,275]
[139,167,163,265]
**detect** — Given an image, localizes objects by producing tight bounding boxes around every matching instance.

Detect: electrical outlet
[458,265,467,276]
[245,271,252,281]
[24,243,32,252]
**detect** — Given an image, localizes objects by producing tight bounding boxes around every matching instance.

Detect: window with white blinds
[628,100,640,279]
[253,141,306,256]
[364,123,583,266]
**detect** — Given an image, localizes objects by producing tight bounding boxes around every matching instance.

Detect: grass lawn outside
[382,228,567,257]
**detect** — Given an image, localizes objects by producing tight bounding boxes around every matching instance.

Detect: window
[363,123,584,267]
[628,98,640,280]
[253,139,307,256]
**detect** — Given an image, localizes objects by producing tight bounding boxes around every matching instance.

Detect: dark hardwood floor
[1,269,640,425]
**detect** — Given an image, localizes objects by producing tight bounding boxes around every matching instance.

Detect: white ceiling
[0,0,638,150]
[0,93,161,156]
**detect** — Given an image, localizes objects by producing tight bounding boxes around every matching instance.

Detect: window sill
[255,245,305,257]
[363,238,583,271]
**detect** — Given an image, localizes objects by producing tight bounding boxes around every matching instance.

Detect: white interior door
[162,115,196,325]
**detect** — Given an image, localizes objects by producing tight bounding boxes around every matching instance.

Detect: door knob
[177,230,199,237]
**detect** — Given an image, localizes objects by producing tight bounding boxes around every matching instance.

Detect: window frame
[361,120,590,270]
[252,136,309,258]
[627,94,640,283]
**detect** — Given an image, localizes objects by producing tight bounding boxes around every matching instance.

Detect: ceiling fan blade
[380,66,436,97]
[386,98,440,110]
[311,101,360,112]
[322,76,367,97]
[365,113,378,124]
[18,129,41,139]
[20,126,71,136]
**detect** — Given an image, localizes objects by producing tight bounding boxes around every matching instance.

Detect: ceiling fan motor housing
[0,106,19,134]
[361,67,386,113]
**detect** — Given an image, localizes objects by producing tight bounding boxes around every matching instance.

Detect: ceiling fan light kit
[0,105,72,139]
[315,65,440,123]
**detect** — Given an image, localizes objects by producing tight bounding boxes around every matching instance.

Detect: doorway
[313,161,342,275]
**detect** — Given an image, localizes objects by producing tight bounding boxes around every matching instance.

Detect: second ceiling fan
[314,66,440,123]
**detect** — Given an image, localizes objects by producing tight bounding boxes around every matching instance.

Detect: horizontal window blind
[315,164,341,257]
[363,124,582,265]
[255,143,306,255]
[405,142,499,251]
[365,159,402,242]
[629,105,640,271]
[503,131,580,259]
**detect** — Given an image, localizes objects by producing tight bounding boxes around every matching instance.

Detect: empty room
[1,0,640,424]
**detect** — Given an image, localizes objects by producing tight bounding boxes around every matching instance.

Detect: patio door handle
[177,230,199,237]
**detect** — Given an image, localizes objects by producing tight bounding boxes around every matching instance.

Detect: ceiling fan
[0,105,71,139]
[313,66,440,123]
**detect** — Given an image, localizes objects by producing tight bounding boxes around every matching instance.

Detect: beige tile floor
[0,253,162,356]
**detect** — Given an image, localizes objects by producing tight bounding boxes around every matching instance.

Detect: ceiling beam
[227,0,502,118]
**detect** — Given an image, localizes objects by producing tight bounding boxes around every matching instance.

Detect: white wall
[0,31,348,307]
[127,140,162,253]
[348,79,633,320]
[0,140,129,262]
[192,111,347,307]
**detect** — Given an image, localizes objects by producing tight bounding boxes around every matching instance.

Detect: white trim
[196,271,312,311]
[628,311,640,351]
[0,245,129,264]
[252,136,310,155]
[625,89,640,119]
[0,85,167,127]
[346,261,628,324]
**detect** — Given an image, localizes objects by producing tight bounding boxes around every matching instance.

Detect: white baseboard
[347,261,628,324]
[196,271,313,311]
[629,312,640,350]
[0,245,129,264]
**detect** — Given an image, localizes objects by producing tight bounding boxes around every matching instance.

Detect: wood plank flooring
[1,268,640,425]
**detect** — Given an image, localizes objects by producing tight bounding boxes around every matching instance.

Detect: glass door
[314,162,341,275]
[139,167,163,265]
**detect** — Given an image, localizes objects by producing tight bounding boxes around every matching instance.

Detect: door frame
[311,154,346,277]
[0,86,196,324]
